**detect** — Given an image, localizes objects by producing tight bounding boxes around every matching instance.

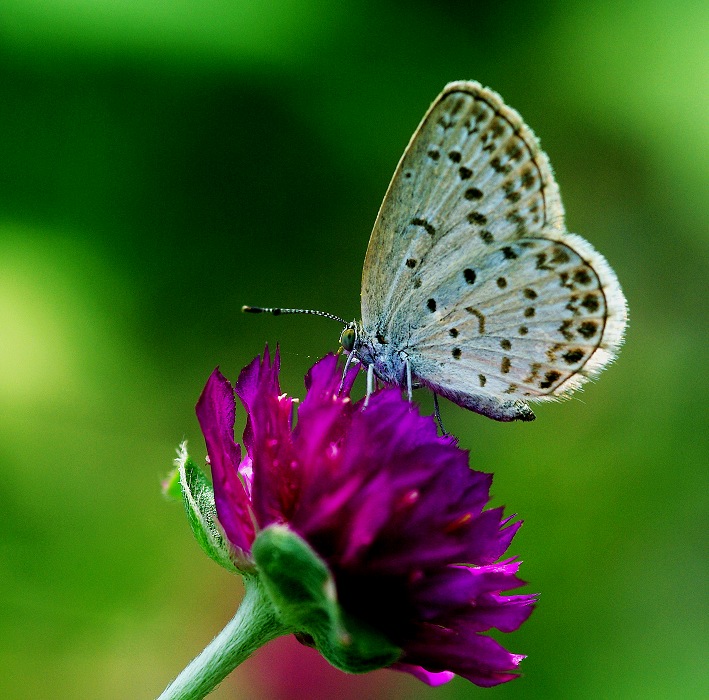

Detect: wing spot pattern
[559,320,574,340]
[582,294,600,313]
[578,321,598,338]
[465,307,486,334]
[563,349,585,364]
[464,187,484,200]
[467,211,487,225]
[523,363,541,384]
[540,370,562,389]
[411,217,436,236]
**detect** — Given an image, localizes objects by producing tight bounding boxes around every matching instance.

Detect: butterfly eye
[340,327,356,352]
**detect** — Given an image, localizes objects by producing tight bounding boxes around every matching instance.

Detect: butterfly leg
[433,393,447,435]
[405,356,413,403]
[338,351,356,394]
[363,363,375,407]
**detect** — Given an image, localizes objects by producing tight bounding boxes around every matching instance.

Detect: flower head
[195,349,536,687]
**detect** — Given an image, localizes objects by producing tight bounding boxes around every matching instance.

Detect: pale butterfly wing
[361,81,565,331]
[408,231,627,404]
[360,81,627,420]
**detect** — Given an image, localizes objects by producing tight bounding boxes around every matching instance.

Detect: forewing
[361,80,565,334]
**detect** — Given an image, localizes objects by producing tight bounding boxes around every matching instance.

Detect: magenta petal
[456,509,522,565]
[452,592,537,633]
[234,348,302,525]
[234,346,283,460]
[411,563,529,621]
[403,627,525,687]
[390,663,455,686]
[235,345,281,411]
[196,369,255,554]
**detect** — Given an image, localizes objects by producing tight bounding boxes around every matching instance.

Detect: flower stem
[158,579,290,700]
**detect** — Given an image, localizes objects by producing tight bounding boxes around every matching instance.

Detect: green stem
[158,579,290,700]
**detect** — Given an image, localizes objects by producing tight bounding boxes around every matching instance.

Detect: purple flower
[196,349,536,687]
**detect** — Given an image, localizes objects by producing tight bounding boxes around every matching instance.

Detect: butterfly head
[339,322,358,354]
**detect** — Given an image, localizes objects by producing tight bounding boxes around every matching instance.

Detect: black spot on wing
[463,268,477,284]
[559,320,574,341]
[578,321,598,338]
[582,294,600,313]
[465,307,486,334]
[540,370,561,389]
[551,247,571,265]
[467,211,487,225]
[563,349,585,364]
[411,217,436,236]
[574,268,592,285]
[491,157,511,174]
[464,187,483,200]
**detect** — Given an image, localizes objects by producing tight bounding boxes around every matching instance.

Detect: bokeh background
[1,1,707,698]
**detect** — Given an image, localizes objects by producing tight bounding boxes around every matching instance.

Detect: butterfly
[244,81,627,422]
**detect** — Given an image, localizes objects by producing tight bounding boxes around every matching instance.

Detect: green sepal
[253,524,401,674]
[172,442,245,574]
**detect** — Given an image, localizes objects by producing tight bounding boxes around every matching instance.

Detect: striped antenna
[242,305,347,325]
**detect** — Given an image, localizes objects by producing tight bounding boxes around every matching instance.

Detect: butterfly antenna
[242,305,347,325]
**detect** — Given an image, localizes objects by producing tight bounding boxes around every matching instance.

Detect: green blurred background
[1,1,707,698]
